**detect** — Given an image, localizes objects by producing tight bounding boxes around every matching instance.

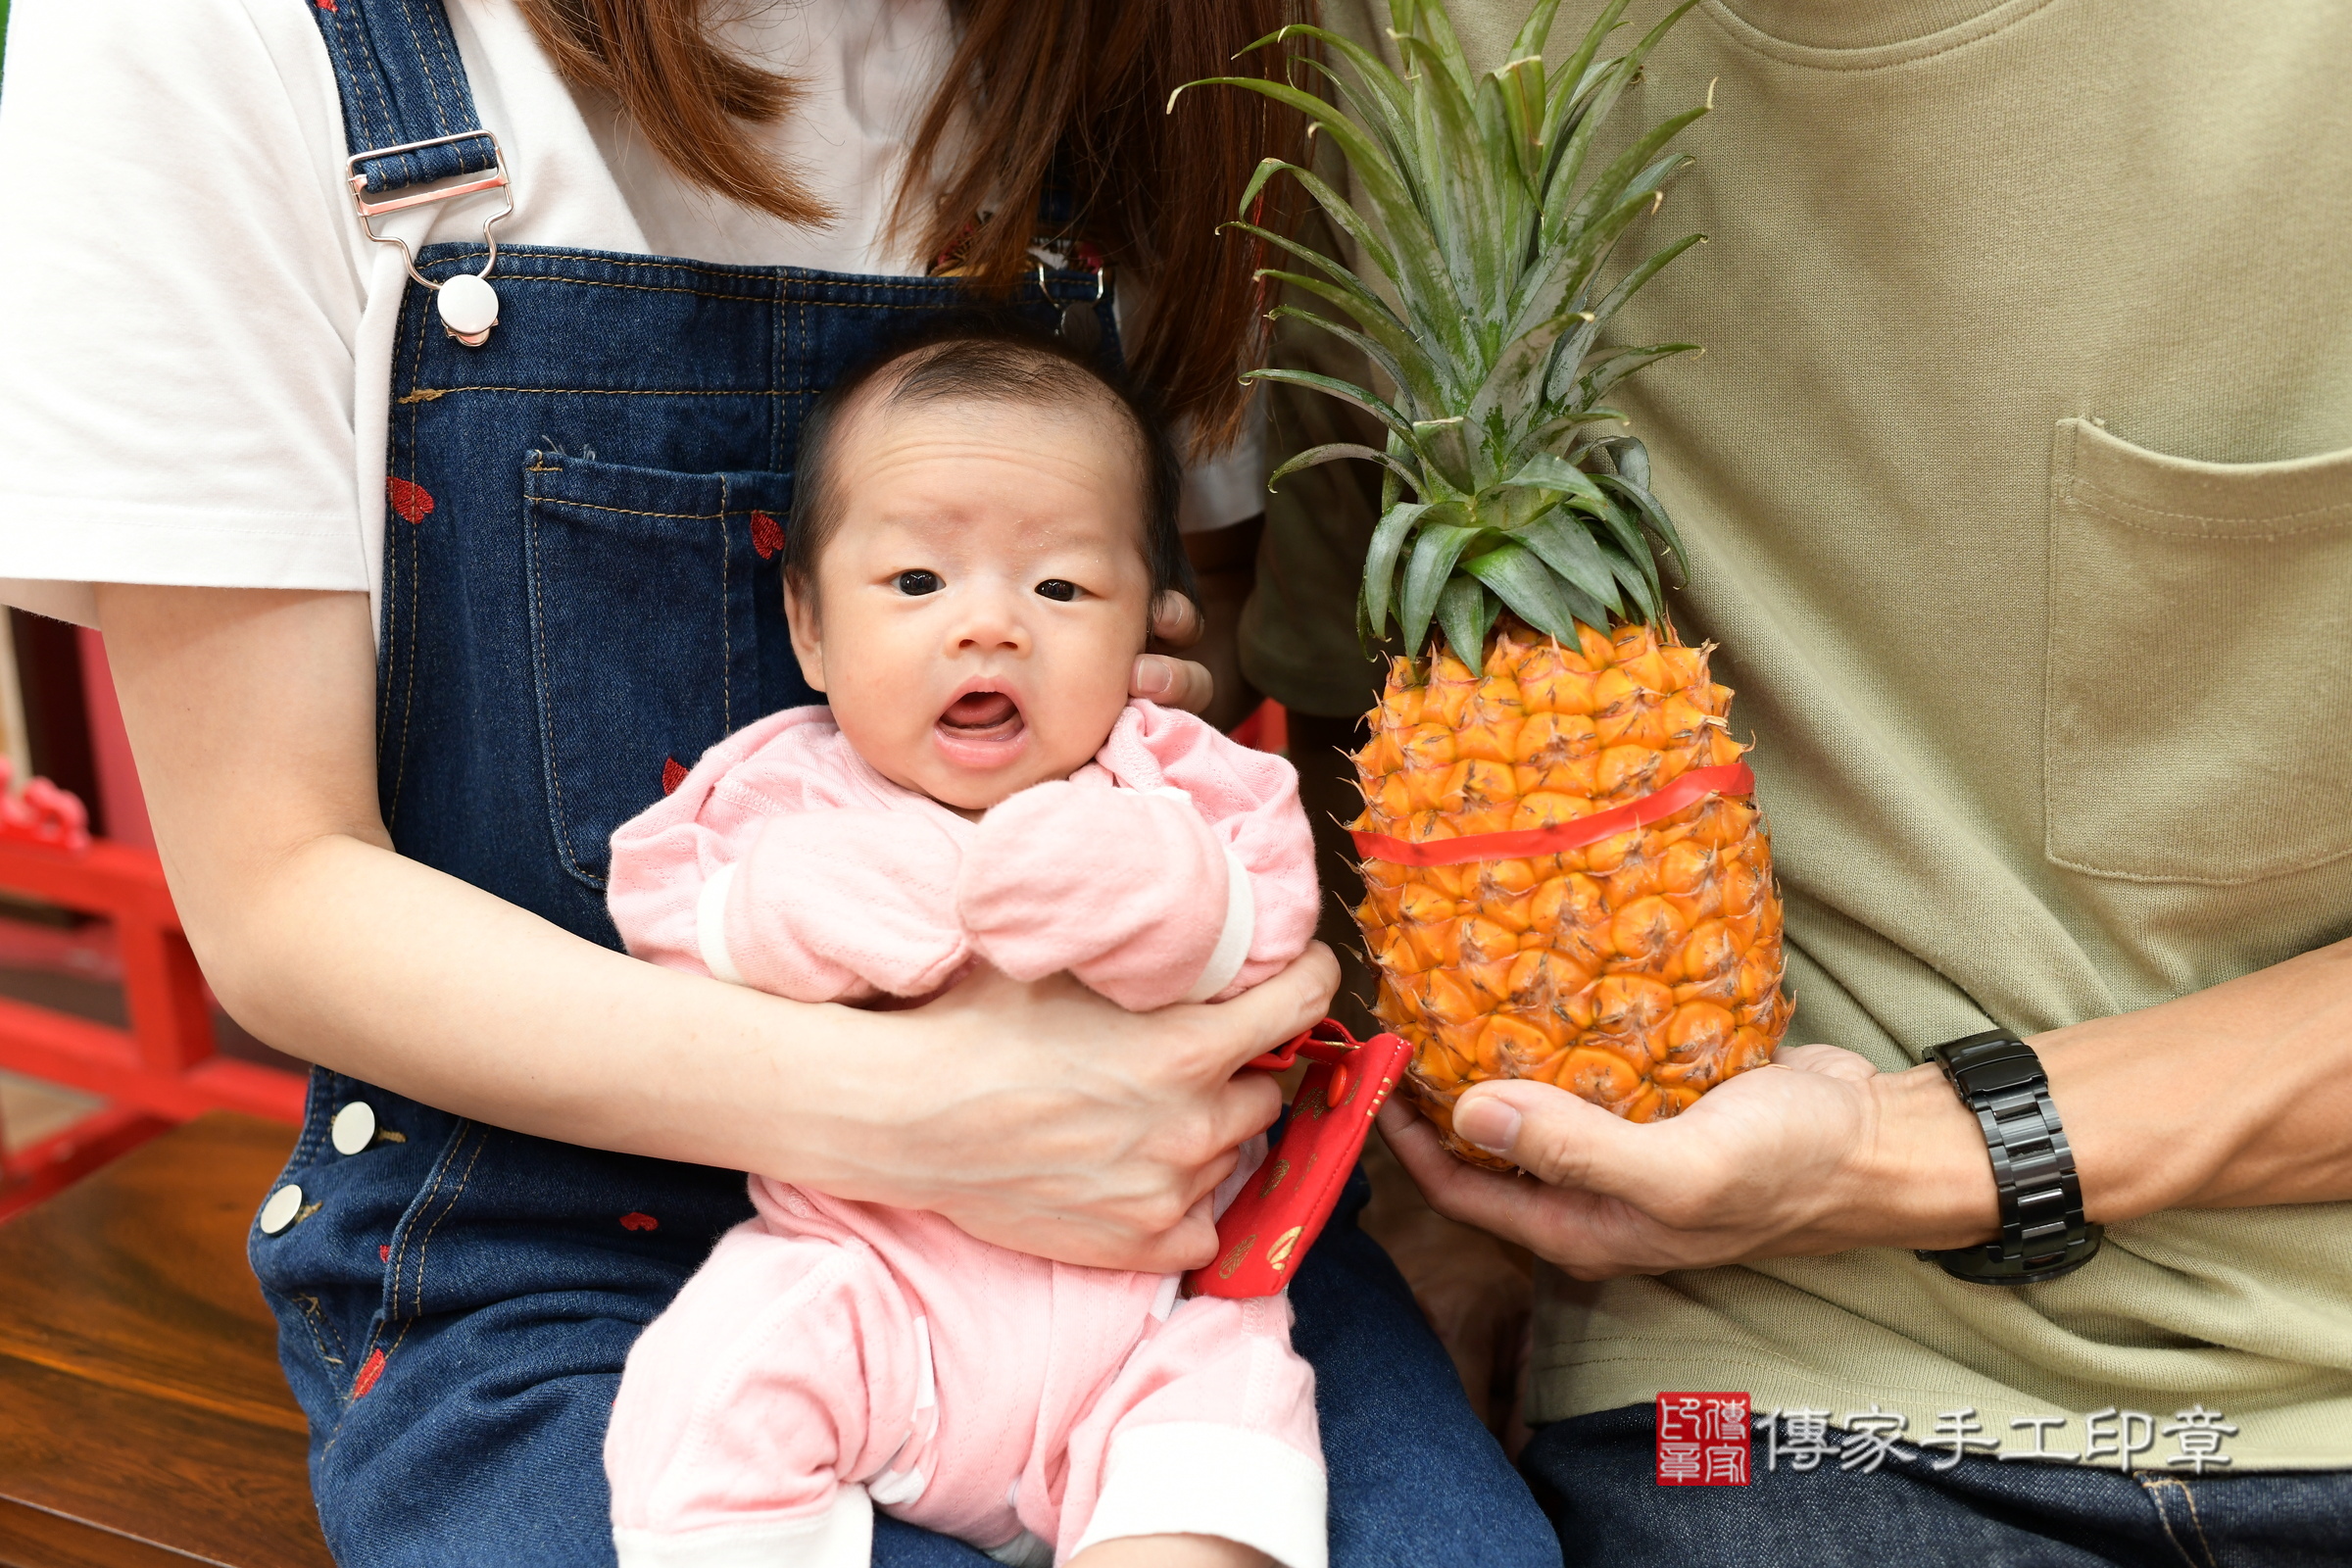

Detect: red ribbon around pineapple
[1348,760,1754,867]
[1186,1018,1412,1299]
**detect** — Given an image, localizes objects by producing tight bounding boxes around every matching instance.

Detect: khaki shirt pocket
[2046,418,2352,885]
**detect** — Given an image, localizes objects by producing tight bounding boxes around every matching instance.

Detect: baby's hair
[783,318,1192,612]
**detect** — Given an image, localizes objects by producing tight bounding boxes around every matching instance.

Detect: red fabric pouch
[1185,1017,1412,1299]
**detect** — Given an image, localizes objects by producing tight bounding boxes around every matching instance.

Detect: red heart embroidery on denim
[387,477,435,523]
[662,758,689,795]
[751,511,784,561]
[619,1212,660,1232]
[317,0,338,10]
[352,1348,386,1397]
[378,1245,391,1262]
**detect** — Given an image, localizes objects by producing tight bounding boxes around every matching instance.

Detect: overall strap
[304,0,496,197]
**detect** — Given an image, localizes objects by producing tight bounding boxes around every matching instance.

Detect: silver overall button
[259,1184,305,1236]
[331,1101,378,1155]
[437,271,499,347]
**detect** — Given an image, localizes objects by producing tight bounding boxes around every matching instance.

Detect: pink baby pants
[606,1176,1323,1568]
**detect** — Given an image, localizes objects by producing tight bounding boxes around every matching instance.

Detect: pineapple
[1190,0,1789,1164]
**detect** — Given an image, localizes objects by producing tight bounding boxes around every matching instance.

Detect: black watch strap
[1919,1029,2102,1286]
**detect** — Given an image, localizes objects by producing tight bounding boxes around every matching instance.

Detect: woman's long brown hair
[516,0,1309,452]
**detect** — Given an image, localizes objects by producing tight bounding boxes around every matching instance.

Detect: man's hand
[1379,1044,1998,1280]
[1384,934,2352,1278]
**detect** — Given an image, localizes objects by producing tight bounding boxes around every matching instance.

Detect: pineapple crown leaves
[1173,0,1710,674]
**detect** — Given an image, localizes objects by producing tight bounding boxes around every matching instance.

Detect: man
[1245,1,2352,1559]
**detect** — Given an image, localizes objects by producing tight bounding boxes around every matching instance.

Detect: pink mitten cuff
[1172,792,1254,1004]
[695,862,749,985]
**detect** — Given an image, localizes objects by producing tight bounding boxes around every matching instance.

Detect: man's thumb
[1452,1079,1654,1194]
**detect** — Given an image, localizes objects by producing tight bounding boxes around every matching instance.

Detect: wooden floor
[0,1114,331,1568]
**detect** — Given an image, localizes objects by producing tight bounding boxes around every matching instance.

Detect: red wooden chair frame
[0,784,305,1219]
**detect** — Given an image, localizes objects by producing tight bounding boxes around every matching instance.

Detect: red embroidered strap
[1190,1018,1411,1300]
[1349,761,1755,868]
[1240,1015,1364,1074]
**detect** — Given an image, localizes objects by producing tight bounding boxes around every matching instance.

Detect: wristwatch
[1917,1029,2102,1285]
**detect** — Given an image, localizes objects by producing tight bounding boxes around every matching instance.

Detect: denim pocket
[522,453,779,888]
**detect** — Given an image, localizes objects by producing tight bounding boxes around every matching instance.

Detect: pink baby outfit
[603,700,1326,1568]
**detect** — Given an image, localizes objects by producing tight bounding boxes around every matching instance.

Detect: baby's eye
[1035,579,1080,603]
[895,569,943,596]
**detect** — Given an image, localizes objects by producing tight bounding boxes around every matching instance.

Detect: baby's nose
[949,592,1030,652]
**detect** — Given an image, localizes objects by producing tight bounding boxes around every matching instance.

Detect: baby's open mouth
[938,689,1023,741]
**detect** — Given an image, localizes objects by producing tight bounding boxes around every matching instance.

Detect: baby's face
[786,395,1153,813]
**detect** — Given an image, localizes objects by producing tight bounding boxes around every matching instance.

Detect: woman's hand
[1382,936,2352,1278]
[95,582,1329,1275]
[830,950,1335,1272]
[1379,1044,1995,1280]
[1133,591,1216,715]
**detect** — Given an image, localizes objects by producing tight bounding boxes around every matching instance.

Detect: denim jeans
[1521,1404,2352,1566]
[260,1071,1558,1567]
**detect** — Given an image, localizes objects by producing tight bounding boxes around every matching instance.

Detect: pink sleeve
[717,811,969,1002]
[606,710,968,1004]
[955,704,1319,1011]
[1133,703,1322,998]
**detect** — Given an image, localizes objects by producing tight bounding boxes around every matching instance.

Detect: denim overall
[251,3,1560,1564]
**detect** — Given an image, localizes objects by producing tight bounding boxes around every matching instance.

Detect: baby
[601,328,1326,1568]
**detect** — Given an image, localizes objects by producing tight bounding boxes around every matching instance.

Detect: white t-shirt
[0,0,1263,630]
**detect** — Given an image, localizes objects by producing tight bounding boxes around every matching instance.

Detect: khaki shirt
[1246,0,2352,1466]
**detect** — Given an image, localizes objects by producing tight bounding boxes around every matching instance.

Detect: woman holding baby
[0,1,1561,1566]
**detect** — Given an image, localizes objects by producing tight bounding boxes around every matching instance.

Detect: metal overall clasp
[346,130,514,348]
[1028,242,1109,356]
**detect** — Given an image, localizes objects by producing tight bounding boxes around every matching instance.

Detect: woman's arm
[96,582,1330,1271]
[1380,937,2352,1279]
